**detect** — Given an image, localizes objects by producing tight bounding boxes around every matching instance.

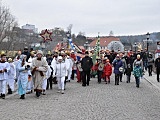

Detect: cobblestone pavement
[0,74,160,120]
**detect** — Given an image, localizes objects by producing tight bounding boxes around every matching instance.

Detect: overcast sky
[3,0,160,37]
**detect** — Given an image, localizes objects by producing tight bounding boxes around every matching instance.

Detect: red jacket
[104,63,112,76]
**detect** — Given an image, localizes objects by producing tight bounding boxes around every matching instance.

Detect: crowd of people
[0,47,160,100]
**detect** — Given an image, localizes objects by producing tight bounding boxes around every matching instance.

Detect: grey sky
[3,0,160,36]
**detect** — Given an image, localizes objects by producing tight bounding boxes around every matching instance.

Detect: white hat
[36,50,43,55]
[58,56,63,60]
[8,58,12,62]
[137,54,140,58]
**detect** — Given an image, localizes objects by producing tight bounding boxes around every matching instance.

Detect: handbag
[119,67,124,73]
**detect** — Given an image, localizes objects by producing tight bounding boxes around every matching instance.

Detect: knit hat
[58,56,63,60]
[36,50,43,55]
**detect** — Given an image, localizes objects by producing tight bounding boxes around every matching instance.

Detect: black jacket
[155,58,160,68]
[81,56,93,71]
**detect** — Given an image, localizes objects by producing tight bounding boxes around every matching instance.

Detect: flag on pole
[69,38,75,51]
[94,35,100,54]
[92,35,100,64]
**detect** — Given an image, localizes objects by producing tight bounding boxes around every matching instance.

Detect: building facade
[89,36,124,52]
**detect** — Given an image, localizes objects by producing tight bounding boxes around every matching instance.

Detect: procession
[0,45,159,100]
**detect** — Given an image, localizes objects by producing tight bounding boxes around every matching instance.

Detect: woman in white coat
[53,56,67,94]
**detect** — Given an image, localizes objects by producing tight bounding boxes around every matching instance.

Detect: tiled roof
[89,36,120,47]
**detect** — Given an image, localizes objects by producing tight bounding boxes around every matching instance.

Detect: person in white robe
[7,58,16,94]
[53,56,67,94]
[17,55,31,99]
[65,55,73,82]
[42,65,51,95]
[26,51,35,94]
[51,53,58,84]
[0,54,10,99]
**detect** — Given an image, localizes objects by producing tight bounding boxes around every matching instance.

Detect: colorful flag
[69,38,75,51]
[94,35,100,54]
[92,35,100,64]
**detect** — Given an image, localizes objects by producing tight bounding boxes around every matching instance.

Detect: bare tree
[0,2,18,45]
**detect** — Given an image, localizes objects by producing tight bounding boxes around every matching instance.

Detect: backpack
[98,63,104,71]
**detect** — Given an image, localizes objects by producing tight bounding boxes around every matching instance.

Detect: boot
[2,94,5,99]
[42,90,46,95]
[36,92,40,98]
[20,94,25,99]
[8,88,12,94]
[61,90,64,94]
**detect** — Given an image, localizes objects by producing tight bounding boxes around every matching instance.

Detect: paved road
[0,74,160,120]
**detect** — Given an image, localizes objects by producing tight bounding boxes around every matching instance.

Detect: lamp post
[134,42,137,53]
[133,42,138,53]
[66,31,71,49]
[146,32,150,52]
[84,41,89,50]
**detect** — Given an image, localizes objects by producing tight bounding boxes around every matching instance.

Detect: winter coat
[112,59,123,74]
[155,57,160,68]
[81,56,93,71]
[125,67,132,76]
[133,66,143,78]
[54,61,67,78]
[147,57,154,66]
[104,63,112,76]
[133,59,143,69]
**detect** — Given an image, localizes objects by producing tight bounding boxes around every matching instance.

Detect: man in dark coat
[22,47,30,62]
[155,55,160,82]
[81,51,93,86]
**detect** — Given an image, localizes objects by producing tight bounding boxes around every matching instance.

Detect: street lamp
[66,31,71,49]
[133,42,138,53]
[146,32,150,52]
[84,41,89,50]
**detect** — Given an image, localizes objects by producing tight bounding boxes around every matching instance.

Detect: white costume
[7,62,16,91]
[0,62,10,95]
[65,56,73,81]
[27,57,34,93]
[51,57,57,71]
[53,57,67,93]
[42,65,51,91]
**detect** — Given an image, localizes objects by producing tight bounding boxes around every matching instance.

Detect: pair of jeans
[135,77,140,86]
[126,75,131,83]
[143,60,148,71]
[115,74,120,85]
